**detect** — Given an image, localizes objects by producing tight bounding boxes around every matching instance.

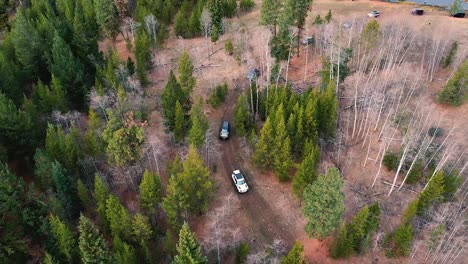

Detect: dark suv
[220,121,230,140]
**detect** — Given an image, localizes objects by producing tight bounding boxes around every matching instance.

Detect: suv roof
[222,121,229,129]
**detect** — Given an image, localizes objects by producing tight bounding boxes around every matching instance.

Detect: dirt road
[218,91,296,248]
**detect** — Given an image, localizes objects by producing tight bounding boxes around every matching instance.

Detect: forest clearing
[0,0,467,264]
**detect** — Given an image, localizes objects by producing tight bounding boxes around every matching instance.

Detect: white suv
[232,170,249,193]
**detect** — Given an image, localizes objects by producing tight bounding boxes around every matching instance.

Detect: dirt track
[218,91,296,248]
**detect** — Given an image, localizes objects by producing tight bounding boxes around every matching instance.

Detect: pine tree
[303,168,344,239]
[131,213,152,261]
[348,206,369,252]
[292,143,320,198]
[51,161,77,221]
[135,29,152,86]
[325,9,332,23]
[438,60,468,106]
[43,252,58,264]
[188,9,201,37]
[93,174,110,230]
[173,222,207,264]
[162,145,214,227]
[50,31,85,106]
[78,214,113,264]
[106,194,132,239]
[174,101,185,142]
[77,179,91,211]
[386,224,413,257]
[418,171,445,214]
[49,214,76,262]
[113,236,137,264]
[139,170,162,218]
[273,104,292,181]
[260,0,281,35]
[281,241,306,264]
[318,81,338,139]
[234,94,254,137]
[330,224,353,259]
[178,50,196,95]
[94,0,120,40]
[360,20,380,51]
[161,70,186,130]
[11,11,43,78]
[188,100,208,148]
[253,116,274,168]
[112,237,138,264]
[33,149,54,191]
[174,1,190,37]
[104,113,145,166]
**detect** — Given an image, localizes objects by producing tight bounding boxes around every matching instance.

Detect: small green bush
[235,242,250,264]
[207,82,228,108]
[428,127,443,137]
[383,151,399,171]
[239,0,255,12]
[225,39,234,55]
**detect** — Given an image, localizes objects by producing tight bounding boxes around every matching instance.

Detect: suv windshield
[237,179,245,185]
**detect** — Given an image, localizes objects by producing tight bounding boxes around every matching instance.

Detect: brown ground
[104,0,468,263]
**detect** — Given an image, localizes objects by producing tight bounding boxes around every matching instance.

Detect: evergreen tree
[113,236,137,264]
[234,94,254,137]
[385,224,413,257]
[173,222,207,264]
[273,104,292,181]
[33,148,54,191]
[174,1,190,37]
[139,170,162,218]
[178,50,196,95]
[131,213,152,261]
[188,9,201,37]
[49,214,76,262]
[106,195,132,240]
[77,179,91,211]
[135,29,152,86]
[188,100,208,148]
[330,224,353,259]
[43,252,58,264]
[51,161,77,221]
[303,168,344,239]
[260,0,281,35]
[93,174,110,230]
[253,116,274,168]
[417,171,445,214]
[104,112,145,166]
[161,70,186,130]
[0,163,27,261]
[78,214,113,264]
[360,20,380,51]
[438,60,467,106]
[174,101,185,142]
[281,241,306,264]
[325,9,332,23]
[318,81,338,139]
[50,31,85,107]
[162,145,214,227]
[94,0,120,40]
[11,10,43,78]
[348,206,369,252]
[292,142,320,198]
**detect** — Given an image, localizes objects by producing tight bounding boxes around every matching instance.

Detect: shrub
[428,127,443,137]
[239,0,255,12]
[235,242,250,264]
[385,224,413,257]
[207,82,228,108]
[313,15,323,25]
[225,39,234,55]
[383,151,399,171]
